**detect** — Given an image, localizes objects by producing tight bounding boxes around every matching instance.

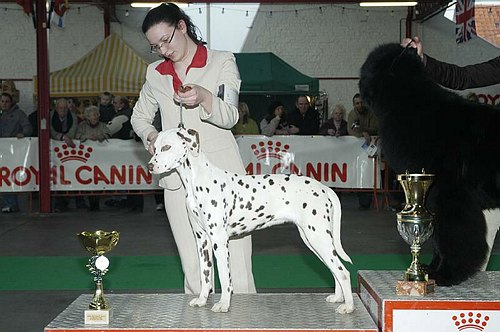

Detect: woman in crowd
[231,102,259,135]
[260,100,297,136]
[318,104,348,137]
[75,106,111,211]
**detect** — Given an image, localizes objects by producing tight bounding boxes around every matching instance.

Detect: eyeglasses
[150,25,177,54]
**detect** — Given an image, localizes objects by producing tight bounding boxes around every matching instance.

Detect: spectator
[260,101,297,136]
[288,95,320,135]
[107,96,143,212]
[75,106,111,211]
[50,98,87,212]
[68,98,85,124]
[108,96,133,139]
[50,98,77,147]
[318,104,348,137]
[231,102,259,135]
[347,93,379,210]
[0,92,32,213]
[347,93,378,140]
[76,105,111,142]
[99,92,115,123]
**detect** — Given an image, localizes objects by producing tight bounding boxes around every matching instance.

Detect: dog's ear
[177,128,200,156]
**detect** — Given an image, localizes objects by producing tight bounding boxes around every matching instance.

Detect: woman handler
[131,3,255,294]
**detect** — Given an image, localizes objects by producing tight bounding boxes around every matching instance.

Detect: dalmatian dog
[148,127,354,314]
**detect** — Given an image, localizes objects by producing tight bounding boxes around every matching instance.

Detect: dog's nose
[147,163,154,172]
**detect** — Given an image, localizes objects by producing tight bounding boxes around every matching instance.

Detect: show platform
[44,293,378,332]
[358,270,500,332]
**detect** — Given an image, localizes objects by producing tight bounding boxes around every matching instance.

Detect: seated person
[76,105,111,143]
[260,101,298,136]
[288,95,320,135]
[99,92,115,123]
[75,106,111,211]
[107,96,133,139]
[347,93,378,140]
[0,92,32,213]
[232,102,259,135]
[50,98,87,211]
[318,104,348,137]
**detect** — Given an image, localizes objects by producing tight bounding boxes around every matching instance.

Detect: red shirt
[155,44,208,92]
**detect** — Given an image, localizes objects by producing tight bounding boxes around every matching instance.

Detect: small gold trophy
[77,230,119,324]
[395,171,436,296]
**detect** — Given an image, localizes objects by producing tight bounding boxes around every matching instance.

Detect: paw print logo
[251,140,290,161]
[452,312,489,331]
[54,144,93,163]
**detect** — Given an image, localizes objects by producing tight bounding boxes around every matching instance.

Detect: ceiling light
[130,2,189,8]
[360,2,418,7]
[130,2,161,8]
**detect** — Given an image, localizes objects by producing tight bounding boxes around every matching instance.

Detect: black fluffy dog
[359,43,500,286]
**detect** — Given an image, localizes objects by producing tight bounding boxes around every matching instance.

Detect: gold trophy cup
[395,171,435,296]
[77,230,119,324]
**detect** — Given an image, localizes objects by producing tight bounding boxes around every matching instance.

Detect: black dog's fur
[359,43,500,285]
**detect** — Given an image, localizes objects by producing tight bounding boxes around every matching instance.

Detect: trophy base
[84,309,112,325]
[395,279,435,296]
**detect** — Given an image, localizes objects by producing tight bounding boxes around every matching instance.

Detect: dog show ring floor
[45,293,377,332]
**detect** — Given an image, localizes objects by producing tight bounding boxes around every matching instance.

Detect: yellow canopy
[34,33,148,97]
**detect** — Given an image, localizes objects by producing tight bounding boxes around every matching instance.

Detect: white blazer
[131,49,244,190]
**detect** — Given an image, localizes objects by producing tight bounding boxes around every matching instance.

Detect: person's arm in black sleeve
[424,55,500,90]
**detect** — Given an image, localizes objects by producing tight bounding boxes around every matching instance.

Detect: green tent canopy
[235,53,319,95]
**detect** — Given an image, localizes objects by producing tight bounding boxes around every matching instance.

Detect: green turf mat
[0,254,498,291]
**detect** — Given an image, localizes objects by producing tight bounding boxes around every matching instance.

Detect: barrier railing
[1,136,385,211]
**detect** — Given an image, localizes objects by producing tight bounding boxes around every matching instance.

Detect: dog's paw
[325,293,344,303]
[189,297,208,308]
[335,304,355,314]
[211,301,230,313]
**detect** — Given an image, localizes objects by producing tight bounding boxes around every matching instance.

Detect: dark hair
[265,100,286,122]
[142,3,204,45]
[352,93,361,102]
[1,92,13,102]
[115,96,130,108]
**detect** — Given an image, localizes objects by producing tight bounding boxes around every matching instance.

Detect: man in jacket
[288,95,320,135]
[0,92,32,212]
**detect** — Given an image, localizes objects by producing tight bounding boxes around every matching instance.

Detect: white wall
[241,4,408,115]
[1,3,498,114]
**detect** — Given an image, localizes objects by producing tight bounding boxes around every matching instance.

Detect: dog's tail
[330,189,352,264]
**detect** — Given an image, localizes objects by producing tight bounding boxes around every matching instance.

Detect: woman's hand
[174,84,212,111]
[147,131,159,155]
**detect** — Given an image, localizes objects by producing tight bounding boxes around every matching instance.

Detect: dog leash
[177,85,191,129]
[178,98,184,129]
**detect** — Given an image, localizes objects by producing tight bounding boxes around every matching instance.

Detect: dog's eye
[161,145,171,152]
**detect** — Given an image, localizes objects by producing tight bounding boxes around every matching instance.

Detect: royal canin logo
[251,140,290,160]
[245,139,347,183]
[452,312,490,331]
[54,144,93,163]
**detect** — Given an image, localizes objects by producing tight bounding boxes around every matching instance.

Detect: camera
[351,120,360,129]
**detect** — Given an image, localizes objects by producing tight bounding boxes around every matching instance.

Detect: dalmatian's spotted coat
[148,127,354,314]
